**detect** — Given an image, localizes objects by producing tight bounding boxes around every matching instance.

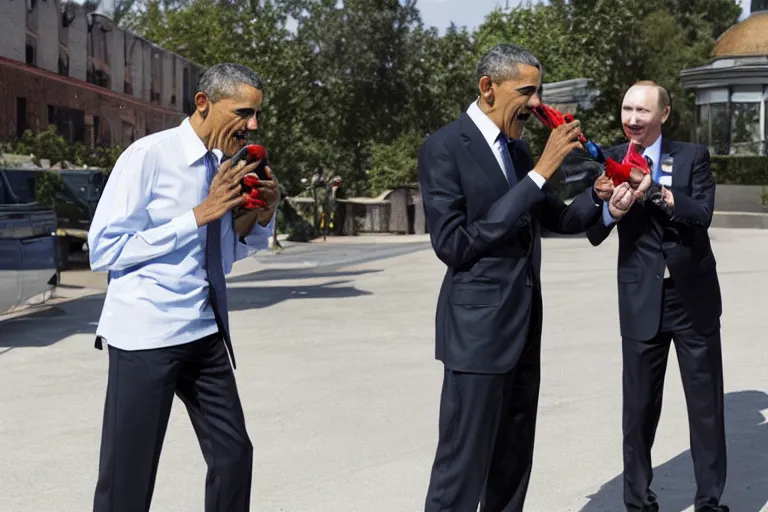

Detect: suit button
[656,274,661,279]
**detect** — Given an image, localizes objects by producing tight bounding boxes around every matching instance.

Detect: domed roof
[713,11,768,58]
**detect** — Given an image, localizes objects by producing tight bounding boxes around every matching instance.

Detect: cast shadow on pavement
[0,271,376,349]
[0,292,106,349]
[227,279,372,311]
[579,390,768,512]
[228,268,382,284]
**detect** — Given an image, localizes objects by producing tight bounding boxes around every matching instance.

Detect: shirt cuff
[239,211,275,249]
[527,170,546,189]
[171,210,201,247]
[602,202,616,226]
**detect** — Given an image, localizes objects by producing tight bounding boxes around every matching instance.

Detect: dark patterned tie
[203,151,235,368]
[502,137,534,284]
[498,133,518,187]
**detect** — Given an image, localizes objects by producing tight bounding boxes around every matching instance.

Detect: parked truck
[0,156,106,269]
[0,174,59,315]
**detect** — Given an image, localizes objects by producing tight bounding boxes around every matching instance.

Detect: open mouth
[517,112,531,121]
[234,130,246,140]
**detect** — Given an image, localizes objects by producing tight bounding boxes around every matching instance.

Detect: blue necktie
[498,134,518,187]
[645,154,659,184]
[499,135,533,267]
[203,152,235,368]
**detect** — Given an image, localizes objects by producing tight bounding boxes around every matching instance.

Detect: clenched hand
[193,156,265,227]
[593,172,614,201]
[628,168,653,200]
[608,182,636,219]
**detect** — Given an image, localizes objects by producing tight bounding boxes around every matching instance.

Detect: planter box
[714,184,768,213]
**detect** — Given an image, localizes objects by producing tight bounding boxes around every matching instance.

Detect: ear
[661,105,671,124]
[194,92,210,118]
[478,76,495,106]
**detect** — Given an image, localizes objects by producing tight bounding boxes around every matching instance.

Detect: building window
[124,35,135,95]
[696,86,768,156]
[48,105,86,143]
[171,56,177,105]
[183,66,192,114]
[25,0,38,66]
[730,86,762,155]
[58,44,70,77]
[16,98,28,139]
[710,103,731,155]
[697,89,730,155]
[150,49,162,104]
[87,18,111,89]
[696,104,709,146]
[25,32,36,66]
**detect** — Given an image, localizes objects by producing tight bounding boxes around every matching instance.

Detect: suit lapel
[459,113,509,191]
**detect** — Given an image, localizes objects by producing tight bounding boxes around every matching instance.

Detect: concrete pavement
[0,229,766,512]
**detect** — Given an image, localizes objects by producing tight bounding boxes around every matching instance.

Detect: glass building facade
[681,8,768,156]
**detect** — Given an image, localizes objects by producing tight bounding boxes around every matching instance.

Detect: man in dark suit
[587,81,728,512]
[418,43,614,512]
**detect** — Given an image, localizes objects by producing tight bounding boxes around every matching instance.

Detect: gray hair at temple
[198,63,264,102]
[476,44,541,84]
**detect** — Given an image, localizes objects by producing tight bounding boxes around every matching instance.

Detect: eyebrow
[233,107,259,117]
[516,85,539,95]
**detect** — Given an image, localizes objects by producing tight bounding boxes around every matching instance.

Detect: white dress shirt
[602,135,662,226]
[466,100,546,189]
[88,118,274,351]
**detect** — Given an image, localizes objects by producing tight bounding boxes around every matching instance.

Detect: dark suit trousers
[622,281,726,511]
[424,298,542,512]
[93,332,253,512]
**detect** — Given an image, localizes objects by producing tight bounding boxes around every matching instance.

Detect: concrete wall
[35,0,60,74]
[60,6,89,81]
[0,0,25,63]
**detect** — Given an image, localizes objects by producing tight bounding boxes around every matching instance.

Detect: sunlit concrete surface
[1,229,766,512]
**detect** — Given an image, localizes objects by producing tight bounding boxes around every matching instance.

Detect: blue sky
[416,0,753,34]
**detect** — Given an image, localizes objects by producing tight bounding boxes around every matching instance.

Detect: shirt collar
[642,134,662,164]
[178,117,224,167]
[467,99,504,148]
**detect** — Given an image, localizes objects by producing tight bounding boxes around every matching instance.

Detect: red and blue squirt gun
[229,144,271,210]
[531,104,651,183]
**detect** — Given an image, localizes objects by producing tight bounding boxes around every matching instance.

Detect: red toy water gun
[231,144,270,209]
[598,143,653,186]
[532,104,650,186]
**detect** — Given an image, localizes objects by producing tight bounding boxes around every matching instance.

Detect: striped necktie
[203,151,235,368]
[498,133,518,187]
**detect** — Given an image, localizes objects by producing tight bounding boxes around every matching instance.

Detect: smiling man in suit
[418,43,612,512]
[587,81,728,512]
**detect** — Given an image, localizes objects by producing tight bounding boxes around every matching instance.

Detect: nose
[246,115,258,131]
[528,92,542,108]
[628,110,638,125]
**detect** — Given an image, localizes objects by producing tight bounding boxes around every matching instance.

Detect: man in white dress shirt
[87,62,280,512]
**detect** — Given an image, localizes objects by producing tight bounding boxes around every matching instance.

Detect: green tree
[367,130,424,194]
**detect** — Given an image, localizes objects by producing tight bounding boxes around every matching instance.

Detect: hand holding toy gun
[532,104,650,187]
[230,144,270,210]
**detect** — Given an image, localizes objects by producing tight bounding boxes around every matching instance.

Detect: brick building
[0,0,203,148]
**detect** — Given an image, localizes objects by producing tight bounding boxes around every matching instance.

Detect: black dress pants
[622,282,726,511]
[93,332,253,512]
[424,301,542,512]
